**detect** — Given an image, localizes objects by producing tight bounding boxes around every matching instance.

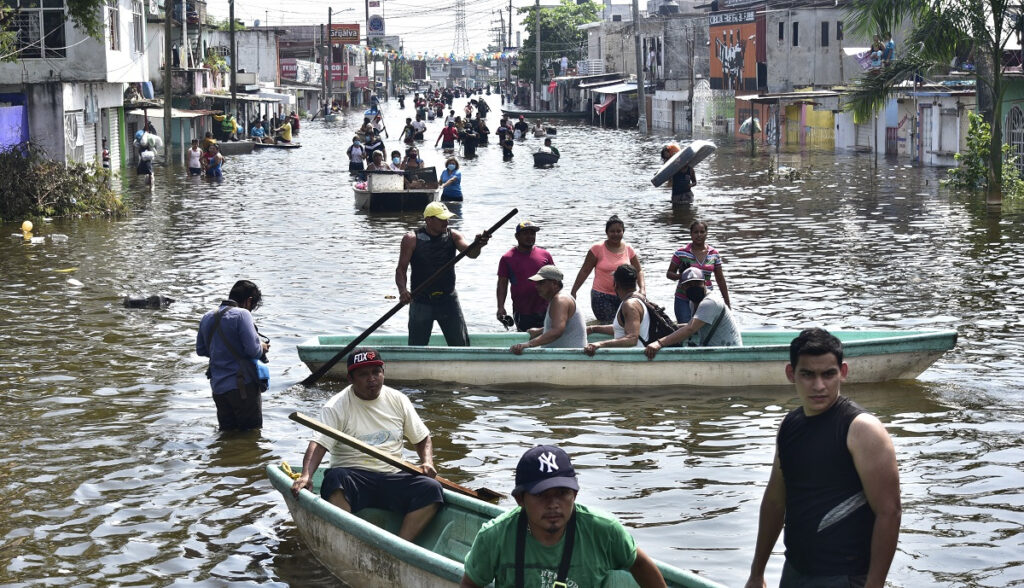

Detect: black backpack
[630,296,683,347]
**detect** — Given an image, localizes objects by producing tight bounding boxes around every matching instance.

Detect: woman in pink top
[570,215,645,323]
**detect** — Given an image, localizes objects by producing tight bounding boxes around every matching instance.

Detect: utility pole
[320,24,327,110]
[631,0,647,134]
[328,8,333,106]
[162,0,172,158]
[508,0,513,101]
[229,0,237,116]
[534,0,540,110]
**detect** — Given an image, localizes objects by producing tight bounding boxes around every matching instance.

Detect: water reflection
[1,94,1023,587]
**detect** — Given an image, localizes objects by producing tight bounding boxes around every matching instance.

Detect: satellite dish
[254,19,261,27]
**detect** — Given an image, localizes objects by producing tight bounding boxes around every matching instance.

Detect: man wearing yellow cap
[396,202,489,346]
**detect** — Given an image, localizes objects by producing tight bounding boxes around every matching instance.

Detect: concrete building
[0,0,149,168]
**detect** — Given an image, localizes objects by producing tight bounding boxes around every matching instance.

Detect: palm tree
[845,0,1019,201]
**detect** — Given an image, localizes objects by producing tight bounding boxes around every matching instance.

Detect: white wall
[206,29,279,84]
[765,7,872,92]
[0,0,147,85]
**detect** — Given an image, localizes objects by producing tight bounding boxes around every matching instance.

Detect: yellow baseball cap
[424,202,456,220]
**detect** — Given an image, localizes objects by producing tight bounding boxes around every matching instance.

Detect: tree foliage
[945,111,1024,198]
[0,143,127,222]
[844,0,1019,198]
[516,0,599,83]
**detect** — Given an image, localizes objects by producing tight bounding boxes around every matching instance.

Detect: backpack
[630,296,683,347]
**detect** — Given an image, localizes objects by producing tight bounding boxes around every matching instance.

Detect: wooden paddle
[300,207,518,387]
[290,412,504,502]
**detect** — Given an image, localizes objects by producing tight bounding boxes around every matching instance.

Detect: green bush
[945,111,1024,198]
[0,142,127,222]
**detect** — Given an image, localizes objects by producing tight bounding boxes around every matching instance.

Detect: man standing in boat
[509,264,587,352]
[290,349,444,542]
[743,328,901,588]
[396,202,489,346]
[459,445,667,587]
[497,221,554,332]
[643,267,741,357]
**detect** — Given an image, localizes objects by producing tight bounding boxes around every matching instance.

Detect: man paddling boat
[460,445,667,588]
[290,349,443,542]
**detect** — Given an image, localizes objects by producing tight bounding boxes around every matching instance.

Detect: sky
[206,0,537,56]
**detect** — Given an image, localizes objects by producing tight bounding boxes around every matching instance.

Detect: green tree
[392,60,413,88]
[845,0,1018,201]
[516,0,598,84]
[2,0,108,62]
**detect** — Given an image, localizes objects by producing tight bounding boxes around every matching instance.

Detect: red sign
[280,57,297,79]
[329,63,348,82]
[353,76,369,88]
[330,24,360,44]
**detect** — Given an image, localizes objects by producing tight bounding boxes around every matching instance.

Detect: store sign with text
[330,24,360,44]
[353,76,370,88]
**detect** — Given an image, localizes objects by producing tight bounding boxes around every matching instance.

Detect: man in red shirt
[496,221,555,331]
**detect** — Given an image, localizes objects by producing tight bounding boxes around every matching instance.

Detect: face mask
[393,157,401,165]
[447,164,456,171]
[685,286,706,304]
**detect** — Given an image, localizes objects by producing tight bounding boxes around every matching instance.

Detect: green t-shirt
[463,503,638,588]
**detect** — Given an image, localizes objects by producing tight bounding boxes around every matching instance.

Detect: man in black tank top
[744,328,901,588]
[396,202,488,346]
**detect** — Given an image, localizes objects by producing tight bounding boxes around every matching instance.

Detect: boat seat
[431,521,474,562]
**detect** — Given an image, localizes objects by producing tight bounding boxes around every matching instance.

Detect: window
[107,0,120,51]
[821,22,829,47]
[778,22,784,42]
[837,21,844,41]
[792,22,799,47]
[132,0,144,53]
[9,0,67,58]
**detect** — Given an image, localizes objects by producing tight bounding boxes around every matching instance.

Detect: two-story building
[0,0,149,169]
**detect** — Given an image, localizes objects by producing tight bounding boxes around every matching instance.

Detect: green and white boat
[267,464,726,588]
[296,329,958,388]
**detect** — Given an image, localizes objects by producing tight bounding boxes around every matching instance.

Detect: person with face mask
[436,121,460,150]
[347,135,367,173]
[439,157,462,202]
[665,220,731,324]
[643,266,742,358]
[389,150,403,171]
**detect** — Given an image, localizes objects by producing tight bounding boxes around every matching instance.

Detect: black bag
[636,296,683,347]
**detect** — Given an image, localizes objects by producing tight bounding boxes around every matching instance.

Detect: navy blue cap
[513,445,579,495]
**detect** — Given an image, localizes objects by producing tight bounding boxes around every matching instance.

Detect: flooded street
[2,94,1024,587]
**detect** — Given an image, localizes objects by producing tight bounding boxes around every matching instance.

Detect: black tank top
[410,227,456,301]
[778,395,874,576]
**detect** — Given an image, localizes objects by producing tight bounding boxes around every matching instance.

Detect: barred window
[8,0,67,58]
[107,0,120,51]
[132,0,143,53]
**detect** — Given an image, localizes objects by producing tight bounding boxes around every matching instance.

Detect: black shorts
[320,467,444,514]
[212,388,262,430]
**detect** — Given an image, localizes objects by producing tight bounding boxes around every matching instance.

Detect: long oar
[290,412,504,502]
[300,207,518,387]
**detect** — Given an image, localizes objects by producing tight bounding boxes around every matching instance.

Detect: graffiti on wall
[710,10,757,92]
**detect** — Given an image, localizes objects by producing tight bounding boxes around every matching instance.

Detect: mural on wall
[710,10,757,92]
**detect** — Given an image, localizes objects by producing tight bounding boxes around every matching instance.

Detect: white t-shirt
[187,147,202,168]
[691,291,742,346]
[139,150,155,162]
[312,384,430,473]
[413,120,427,133]
[348,145,366,163]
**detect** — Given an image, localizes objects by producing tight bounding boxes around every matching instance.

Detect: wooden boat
[323,113,341,122]
[297,329,957,388]
[652,140,717,187]
[533,151,560,167]
[501,107,588,120]
[253,141,301,149]
[267,463,726,588]
[354,167,441,212]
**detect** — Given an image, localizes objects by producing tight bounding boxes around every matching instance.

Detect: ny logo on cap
[537,452,559,473]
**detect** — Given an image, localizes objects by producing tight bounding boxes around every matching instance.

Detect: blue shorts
[320,467,444,514]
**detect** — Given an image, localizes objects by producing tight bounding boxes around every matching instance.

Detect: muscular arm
[496,275,510,318]
[525,296,571,347]
[630,254,645,295]
[570,250,598,298]
[744,452,786,588]
[644,315,707,359]
[414,436,437,478]
[290,441,329,497]
[849,414,901,588]
[585,299,642,355]
[714,265,731,308]
[396,232,417,304]
[452,229,486,259]
[629,548,667,588]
